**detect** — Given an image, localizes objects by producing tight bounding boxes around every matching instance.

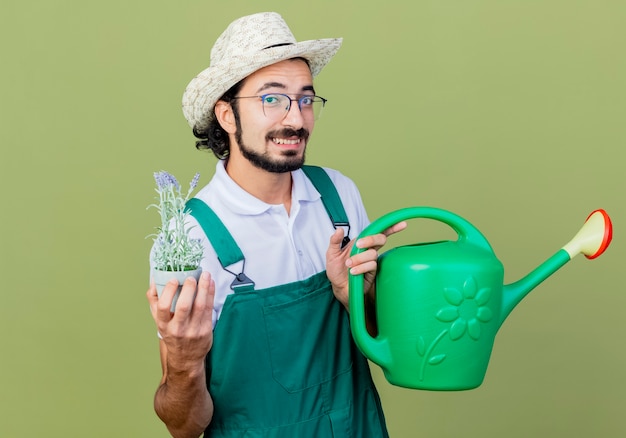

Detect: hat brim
[182,37,342,132]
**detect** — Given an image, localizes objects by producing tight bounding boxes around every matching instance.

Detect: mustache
[267,128,310,141]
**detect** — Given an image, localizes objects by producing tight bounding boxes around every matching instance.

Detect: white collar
[210,160,321,215]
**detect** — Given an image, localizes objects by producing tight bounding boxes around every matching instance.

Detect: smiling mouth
[272,137,302,145]
[268,128,309,147]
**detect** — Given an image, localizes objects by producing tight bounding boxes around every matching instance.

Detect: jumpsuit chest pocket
[262,286,353,393]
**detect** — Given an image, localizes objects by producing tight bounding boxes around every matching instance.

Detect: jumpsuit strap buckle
[230,271,255,291]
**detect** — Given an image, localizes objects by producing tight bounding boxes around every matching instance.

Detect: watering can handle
[352,206,494,255]
[347,207,494,367]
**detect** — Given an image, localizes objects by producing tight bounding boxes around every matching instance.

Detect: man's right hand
[146,271,216,437]
[148,272,215,365]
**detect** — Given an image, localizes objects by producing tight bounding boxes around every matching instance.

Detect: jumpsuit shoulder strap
[301,165,351,248]
[185,198,254,291]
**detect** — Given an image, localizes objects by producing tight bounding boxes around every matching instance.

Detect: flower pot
[153,268,202,312]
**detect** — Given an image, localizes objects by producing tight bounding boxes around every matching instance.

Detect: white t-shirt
[151,160,370,327]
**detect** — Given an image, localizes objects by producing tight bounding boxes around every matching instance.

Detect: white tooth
[273,138,300,145]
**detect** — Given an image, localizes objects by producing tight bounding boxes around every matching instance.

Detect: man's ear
[214,101,237,134]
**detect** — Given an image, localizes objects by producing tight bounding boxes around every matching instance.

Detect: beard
[235,127,309,173]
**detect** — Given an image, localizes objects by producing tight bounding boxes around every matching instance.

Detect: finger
[329,227,345,248]
[328,228,353,255]
[172,276,197,317]
[156,278,179,320]
[192,272,214,315]
[348,259,378,276]
[355,221,408,250]
[146,281,158,310]
[355,233,387,251]
[146,282,163,323]
[190,272,215,335]
[383,220,408,236]
[346,248,378,269]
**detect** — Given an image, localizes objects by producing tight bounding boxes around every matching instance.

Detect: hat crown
[210,12,297,66]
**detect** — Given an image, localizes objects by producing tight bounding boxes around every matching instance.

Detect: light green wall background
[1,1,623,436]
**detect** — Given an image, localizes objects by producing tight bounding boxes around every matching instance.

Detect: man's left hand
[326,221,407,308]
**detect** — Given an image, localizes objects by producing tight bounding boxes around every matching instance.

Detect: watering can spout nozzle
[501,209,613,322]
[562,209,612,260]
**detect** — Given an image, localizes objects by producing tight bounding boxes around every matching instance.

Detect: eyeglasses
[231,93,327,121]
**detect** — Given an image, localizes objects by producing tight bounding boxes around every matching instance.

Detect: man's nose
[281,100,305,128]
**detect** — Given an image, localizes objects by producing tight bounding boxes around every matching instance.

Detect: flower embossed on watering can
[348,207,612,391]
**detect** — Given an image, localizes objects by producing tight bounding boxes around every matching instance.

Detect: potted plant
[148,170,203,311]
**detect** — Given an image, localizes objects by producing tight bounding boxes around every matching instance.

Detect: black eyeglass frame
[230,93,327,120]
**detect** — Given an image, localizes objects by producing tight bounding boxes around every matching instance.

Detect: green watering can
[349,207,612,391]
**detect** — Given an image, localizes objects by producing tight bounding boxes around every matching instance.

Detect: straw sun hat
[182,12,343,133]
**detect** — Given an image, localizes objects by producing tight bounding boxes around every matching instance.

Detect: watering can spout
[501,209,613,322]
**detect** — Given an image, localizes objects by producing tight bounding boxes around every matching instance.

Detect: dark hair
[193,79,244,159]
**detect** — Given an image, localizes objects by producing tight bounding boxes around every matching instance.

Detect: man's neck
[225,158,293,213]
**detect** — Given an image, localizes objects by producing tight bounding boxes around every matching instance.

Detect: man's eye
[263,95,280,105]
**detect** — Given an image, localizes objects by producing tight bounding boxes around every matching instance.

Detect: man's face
[232,59,315,173]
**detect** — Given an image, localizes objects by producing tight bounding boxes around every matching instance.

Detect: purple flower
[190,172,200,190]
[154,171,180,190]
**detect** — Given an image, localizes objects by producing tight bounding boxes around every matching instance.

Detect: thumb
[146,281,159,317]
[328,227,353,255]
[329,227,345,251]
